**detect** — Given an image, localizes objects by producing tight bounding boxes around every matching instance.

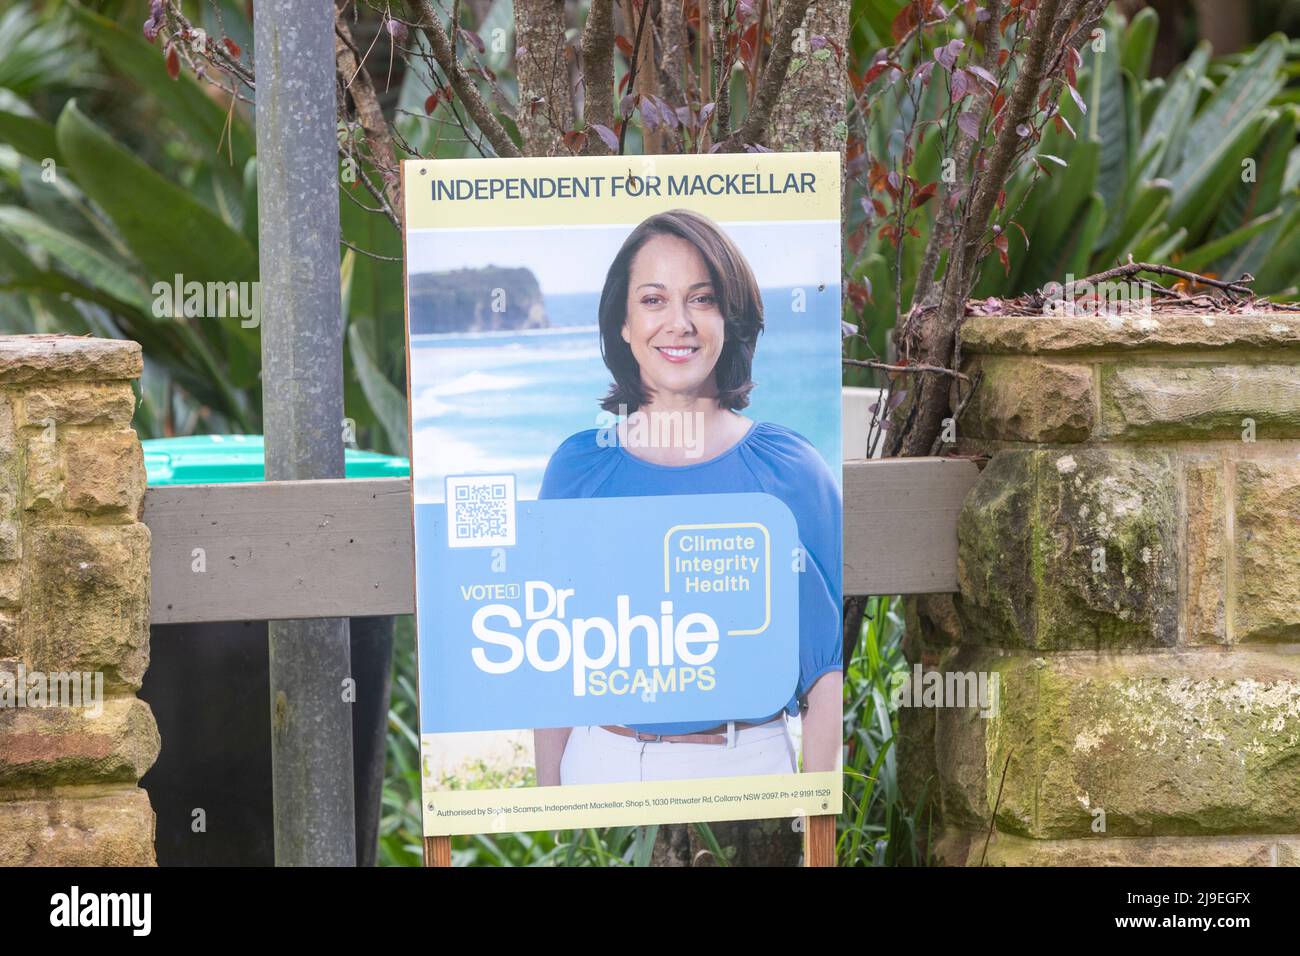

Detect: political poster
[403,152,843,835]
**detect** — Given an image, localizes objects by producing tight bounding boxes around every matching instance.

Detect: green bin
[138,435,409,867]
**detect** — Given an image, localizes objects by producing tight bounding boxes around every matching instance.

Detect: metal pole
[253,1,356,866]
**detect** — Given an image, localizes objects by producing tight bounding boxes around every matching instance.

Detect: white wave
[429,370,530,397]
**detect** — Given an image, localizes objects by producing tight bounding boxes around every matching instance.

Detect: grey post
[253,1,356,865]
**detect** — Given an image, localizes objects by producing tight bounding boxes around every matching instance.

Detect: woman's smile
[654,345,701,363]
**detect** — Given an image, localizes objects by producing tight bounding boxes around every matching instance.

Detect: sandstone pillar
[902,312,1300,865]
[0,335,157,865]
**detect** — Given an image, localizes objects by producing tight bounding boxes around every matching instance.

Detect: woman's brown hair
[598,209,764,413]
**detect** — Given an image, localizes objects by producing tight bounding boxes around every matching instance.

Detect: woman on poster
[534,208,843,785]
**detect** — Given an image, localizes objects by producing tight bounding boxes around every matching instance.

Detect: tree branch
[335,14,403,219]
[717,0,814,150]
[515,0,575,155]
[1062,262,1255,297]
[618,0,654,154]
[708,0,731,139]
[658,0,687,107]
[842,358,971,382]
[403,0,521,157]
[581,0,617,153]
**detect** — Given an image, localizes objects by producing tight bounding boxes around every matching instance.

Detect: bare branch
[842,358,972,383]
[717,0,815,150]
[618,0,654,154]
[1062,262,1255,297]
[708,0,731,138]
[335,13,403,219]
[403,0,522,157]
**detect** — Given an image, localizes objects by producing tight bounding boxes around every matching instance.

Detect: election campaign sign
[403,153,843,835]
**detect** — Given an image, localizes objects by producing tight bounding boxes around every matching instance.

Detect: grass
[378,596,930,866]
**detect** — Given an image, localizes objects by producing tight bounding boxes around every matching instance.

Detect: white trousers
[559,721,797,784]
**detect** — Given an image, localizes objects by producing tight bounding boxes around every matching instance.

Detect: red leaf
[847,223,868,256]
[615,34,635,58]
[910,182,938,208]
[891,3,918,43]
[1009,220,1030,249]
[223,37,241,58]
[563,130,587,152]
[165,44,180,81]
[424,93,439,114]
[863,59,895,85]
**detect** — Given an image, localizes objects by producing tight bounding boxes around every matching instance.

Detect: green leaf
[348,320,410,458]
[0,5,92,95]
[1168,35,1285,209]
[1146,43,1210,177]
[1178,209,1283,275]
[1250,203,1300,291]
[1131,222,1172,262]
[67,2,254,174]
[1042,193,1105,289]
[1016,141,1100,291]
[1209,105,1297,239]
[0,90,59,165]
[56,100,262,394]
[1083,20,1131,253]
[55,100,258,287]
[1147,226,1188,264]
[1098,70,1143,253]
[1120,6,1159,80]
[1095,181,1172,267]
[1138,76,1166,128]
[241,157,259,247]
[1170,111,1273,239]
[0,206,151,310]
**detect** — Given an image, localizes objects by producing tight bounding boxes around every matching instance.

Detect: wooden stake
[804,814,836,867]
[424,835,451,867]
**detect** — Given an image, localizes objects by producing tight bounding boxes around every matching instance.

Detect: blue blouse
[538,419,843,735]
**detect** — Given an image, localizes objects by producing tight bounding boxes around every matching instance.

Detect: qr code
[446,475,516,548]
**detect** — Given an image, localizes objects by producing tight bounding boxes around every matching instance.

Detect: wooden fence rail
[144,457,980,624]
